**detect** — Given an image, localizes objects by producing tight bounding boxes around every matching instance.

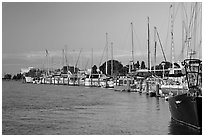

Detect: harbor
[2,2,202,135]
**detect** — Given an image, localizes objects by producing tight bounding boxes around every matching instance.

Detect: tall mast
[45,49,49,76]
[147,17,150,70]
[75,49,82,73]
[111,42,113,77]
[193,3,198,58]
[105,33,108,75]
[154,27,157,73]
[62,49,64,67]
[131,22,134,64]
[181,21,185,61]
[91,48,93,70]
[170,4,174,69]
[64,45,68,72]
[51,56,53,73]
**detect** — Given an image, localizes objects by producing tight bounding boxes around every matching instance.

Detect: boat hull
[24,77,33,83]
[168,94,202,130]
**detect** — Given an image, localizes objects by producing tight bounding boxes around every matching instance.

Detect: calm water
[2,81,201,135]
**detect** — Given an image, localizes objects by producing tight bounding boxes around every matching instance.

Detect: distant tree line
[3,73,23,80]
[94,60,147,76]
[3,60,176,80]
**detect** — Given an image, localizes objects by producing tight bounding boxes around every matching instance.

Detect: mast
[73,50,75,73]
[111,42,113,77]
[154,27,157,73]
[75,49,82,73]
[170,4,174,69]
[181,21,185,61]
[91,48,93,70]
[45,49,49,76]
[147,17,150,71]
[64,45,68,72]
[62,49,64,68]
[193,3,198,58]
[105,33,108,75]
[51,56,53,73]
[131,22,134,64]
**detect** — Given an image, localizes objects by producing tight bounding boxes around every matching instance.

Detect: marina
[2,2,202,135]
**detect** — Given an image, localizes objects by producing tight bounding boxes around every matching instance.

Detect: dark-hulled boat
[168,59,202,130]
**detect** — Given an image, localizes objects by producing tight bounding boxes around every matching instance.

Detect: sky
[2,2,202,74]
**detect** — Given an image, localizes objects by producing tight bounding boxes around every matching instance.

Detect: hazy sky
[2,2,202,74]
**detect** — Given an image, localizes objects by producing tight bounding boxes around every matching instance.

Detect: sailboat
[168,59,202,129]
[113,22,137,92]
[167,3,202,130]
[160,4,188,97]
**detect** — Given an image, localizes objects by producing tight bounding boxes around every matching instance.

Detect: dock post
[77,77,80,86]
[139,80,142,92]
[146,81,149,95]
[98,78,100,87]
[105,78,107,88]
[84,78,85,86]
[127,80,130,92]
[156,84,160,96]
[91,77,92,87]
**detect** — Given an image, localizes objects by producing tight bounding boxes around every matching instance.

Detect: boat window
[119,80,123,85]
[91,75,99,78]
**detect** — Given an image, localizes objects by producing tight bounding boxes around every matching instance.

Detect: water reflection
[155,97,160,111]
[168,118,202,135]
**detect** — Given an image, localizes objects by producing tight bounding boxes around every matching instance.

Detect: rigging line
[156,28,167,62]
[182,3,189,29]
[180,21,186,60]
[164,4,171,54]
[99,44,106,67]
[186,3,196,58]
[75,48,82,69]
[188,3,198,54]
[173,3,181,22]
[132,25,142,53]
[188,3,197,33]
